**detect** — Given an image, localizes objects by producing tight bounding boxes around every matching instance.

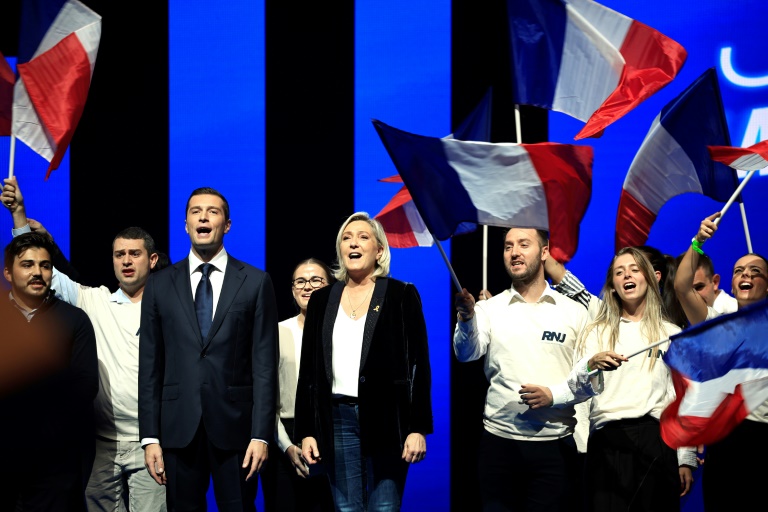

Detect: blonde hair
[577,247,672,370]
[332,212,391,282]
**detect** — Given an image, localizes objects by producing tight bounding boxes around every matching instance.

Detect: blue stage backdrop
[169,0,768,510]
[2,0,764,510]
[353,3,451,511]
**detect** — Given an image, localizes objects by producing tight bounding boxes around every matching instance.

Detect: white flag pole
[739,202,753,253]
[588,337,670,376]
[713,169,756,255]
[8,134,16,179]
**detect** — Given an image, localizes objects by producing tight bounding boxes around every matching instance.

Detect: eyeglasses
[292,277,326,289]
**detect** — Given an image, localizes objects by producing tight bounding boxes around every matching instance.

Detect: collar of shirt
[111,287,134,304]
[188,248,229,279]
[8,289,53,321]
[507,284,558,305]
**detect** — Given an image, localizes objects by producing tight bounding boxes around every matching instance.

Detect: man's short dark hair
[4,233,55,270]
[114,227,157,256]
[186,187,230,221]
[503,228,549,248]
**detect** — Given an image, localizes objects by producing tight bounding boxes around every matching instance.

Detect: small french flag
[660,300,768,448]
[708,139,768,172]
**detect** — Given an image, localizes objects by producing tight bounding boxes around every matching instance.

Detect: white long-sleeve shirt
[453,286,589,441]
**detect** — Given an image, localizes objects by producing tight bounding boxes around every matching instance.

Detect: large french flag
[615,68,739,251]
[13,0,101,179]
[372,119,593,263]
[708,139,768,172]
[507,0,687,140]
[374,88,492,249]
[660,300,768,449]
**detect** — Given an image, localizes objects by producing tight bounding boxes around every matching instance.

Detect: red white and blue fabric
[372,119,593,263]
[614,68,739,251]
[507,0,687,140]
[708,139,768,171]
[660,300,768,448]
[13,0,101,179]
[374,88,492,248]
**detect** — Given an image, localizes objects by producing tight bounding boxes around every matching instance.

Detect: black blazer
[294,277,432,461]
[138,255,278,451]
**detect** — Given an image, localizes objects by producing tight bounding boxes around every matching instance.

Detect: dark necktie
[195,263,214,338]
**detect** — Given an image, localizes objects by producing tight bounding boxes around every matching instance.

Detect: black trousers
[703,419,768,512]
[586,416,679,512]
[477,429,580,512]
[164,421,259,512]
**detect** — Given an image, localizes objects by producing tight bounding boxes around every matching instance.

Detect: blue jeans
[330,402,408,512]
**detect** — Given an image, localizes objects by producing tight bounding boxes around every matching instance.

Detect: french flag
[507,0,687,140]
[374,88,492,249]
[708,139,768,172]
[375,176,435,248]
[372,119,593,263]
[615,68,739,251]
[660,300,768,449]
[13,0,101,179]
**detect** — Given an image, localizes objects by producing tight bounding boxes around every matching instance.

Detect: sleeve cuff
[12,224,31,237]
[677,447,698,468]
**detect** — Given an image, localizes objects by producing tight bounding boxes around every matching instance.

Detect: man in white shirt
[2,177,166,511]
[453,227,589,512]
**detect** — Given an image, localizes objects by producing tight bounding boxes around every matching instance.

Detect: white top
[453,286,589,441]
[275,315,301,452]
[332,307,366,397]
[712,290,738,315]
[582,318,680,431]
[53,269,142,441]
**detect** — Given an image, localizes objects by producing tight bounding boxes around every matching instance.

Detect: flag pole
[588,337,670,375]
[714,168,756,253]
[482,226,488,291]
[8,134,15,179]
[719,170,757,253]
[739,202,753,253]
[435,238,463,293]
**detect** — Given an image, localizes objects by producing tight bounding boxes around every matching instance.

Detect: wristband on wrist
[691,237,704,255]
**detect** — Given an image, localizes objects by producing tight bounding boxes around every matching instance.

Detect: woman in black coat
[295,212,433,512]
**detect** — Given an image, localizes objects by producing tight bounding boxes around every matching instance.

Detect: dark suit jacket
[138,254,278,451]
[294,277,433,461]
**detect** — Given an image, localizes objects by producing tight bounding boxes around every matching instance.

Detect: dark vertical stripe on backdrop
[71,0,170,287]
[451,0,548,509]
[264,0,355,321]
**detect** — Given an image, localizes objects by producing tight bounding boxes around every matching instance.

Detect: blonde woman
[577,247,695,511]
[295,212,432,512]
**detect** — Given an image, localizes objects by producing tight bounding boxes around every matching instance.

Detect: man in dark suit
[139,187,278,511]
